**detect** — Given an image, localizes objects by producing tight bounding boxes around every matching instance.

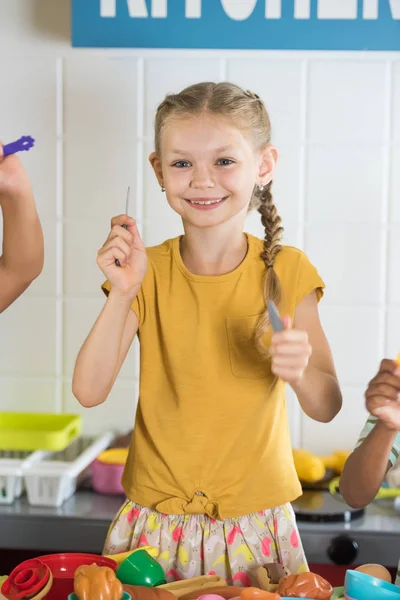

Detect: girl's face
[150,113,277,229]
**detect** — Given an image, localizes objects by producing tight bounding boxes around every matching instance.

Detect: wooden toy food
[159,576,227,598]
[256,564,290,592]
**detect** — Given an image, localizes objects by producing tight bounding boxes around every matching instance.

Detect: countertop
[1,492,400,565]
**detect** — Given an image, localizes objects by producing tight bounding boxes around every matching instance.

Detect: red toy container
[38,553,117,599]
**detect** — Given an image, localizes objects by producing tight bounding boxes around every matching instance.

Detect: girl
[73,82,342,585]
[0,144,44,312]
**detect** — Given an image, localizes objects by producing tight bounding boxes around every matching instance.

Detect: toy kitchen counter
[1,491,400,568]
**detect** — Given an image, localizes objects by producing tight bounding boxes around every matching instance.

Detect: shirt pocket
[225,313,272,379]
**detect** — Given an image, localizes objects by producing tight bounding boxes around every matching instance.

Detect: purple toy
[3,136,35,157]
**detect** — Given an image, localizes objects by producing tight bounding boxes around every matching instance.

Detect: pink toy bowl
[38,553,117,600]
[91,458,125,495]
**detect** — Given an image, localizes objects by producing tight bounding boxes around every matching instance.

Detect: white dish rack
[0,431,113,507]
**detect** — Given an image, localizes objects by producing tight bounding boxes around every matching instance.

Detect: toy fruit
[320,451,350,475]
[355,564,392,583]
[292,450,326,483]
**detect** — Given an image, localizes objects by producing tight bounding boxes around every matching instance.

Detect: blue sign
[72,0,400,50]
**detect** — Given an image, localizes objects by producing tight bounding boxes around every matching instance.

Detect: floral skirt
[103,500,308,586]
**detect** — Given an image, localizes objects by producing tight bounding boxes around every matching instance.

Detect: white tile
[63,380,138,436]
[0,58,57,219]
[144,59,221,136]
[386,310,400,359]
[23,218,57,297]
[305,225,383,304]
[18,145,58,220]
[227,60,303,145]
[64,141,137,220]
[318,306,382,386]
[63,300,137,379]
[308,61,387,143]
[306,145,384,223]
[393,62,400,143]
[390,145,400,224]
[388,228,400,305]
[0,378,57,412]
[301,387,368,454]
[0,299,56,376]
[0,58,56,143]
[64,220,110,297]
[273,145,302,223]
[64,58,138,142]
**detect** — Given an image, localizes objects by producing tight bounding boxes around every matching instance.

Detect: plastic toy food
[74,564,123,600]
[122,586,177,600]
[277,572,333,599]
[159,575,227,598]
[180,587,240,600]
[240,589,280,600]
[320,451,350,475]
[292,450,326,483]
[256,564,290,592]
[355,564,392,582]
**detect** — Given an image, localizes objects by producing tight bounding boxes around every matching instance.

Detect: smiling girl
[72,82,342,585]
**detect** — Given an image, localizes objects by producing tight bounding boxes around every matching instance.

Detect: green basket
[0,413,82,451]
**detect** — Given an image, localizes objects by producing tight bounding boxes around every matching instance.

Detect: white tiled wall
[0,1,399,452]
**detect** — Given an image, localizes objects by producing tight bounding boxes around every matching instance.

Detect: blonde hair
[154,82,283,354]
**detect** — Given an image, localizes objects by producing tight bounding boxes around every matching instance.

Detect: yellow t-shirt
[102,234,324,519]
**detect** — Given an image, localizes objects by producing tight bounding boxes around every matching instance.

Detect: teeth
[189,199,223,205]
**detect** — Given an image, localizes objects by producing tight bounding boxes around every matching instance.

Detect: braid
[255,181,284,355]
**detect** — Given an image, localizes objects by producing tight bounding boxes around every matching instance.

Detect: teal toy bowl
[68,594,131,600]
[345,569,400,600]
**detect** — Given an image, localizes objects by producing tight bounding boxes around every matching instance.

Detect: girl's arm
[72,292,139,407]
[339,423,395,508]
[340,359,400,508]
[72,214,147,408]
[0,151,44,312]
[270,291,342,423]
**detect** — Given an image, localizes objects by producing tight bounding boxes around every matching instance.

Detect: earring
[258,183,265,192]
[161,185,165,192]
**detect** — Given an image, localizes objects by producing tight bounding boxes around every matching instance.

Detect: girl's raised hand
[270,316,312,385]
[97,215,148,296]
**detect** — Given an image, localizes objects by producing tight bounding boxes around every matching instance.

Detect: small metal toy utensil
[115,186,131,267]
[267,300,284,333]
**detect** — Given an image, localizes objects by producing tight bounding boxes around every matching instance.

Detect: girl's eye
[172,161,191,168]
[217,158,234,166]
